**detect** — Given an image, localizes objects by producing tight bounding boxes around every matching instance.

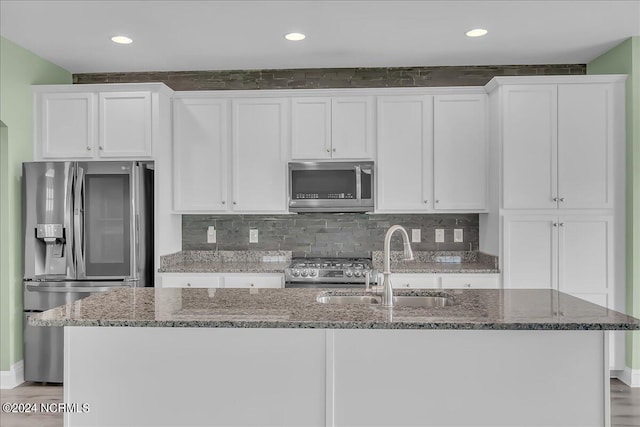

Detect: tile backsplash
[182,213,479,257]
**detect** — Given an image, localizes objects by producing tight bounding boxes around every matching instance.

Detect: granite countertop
[159,250,500,274]
[30,287,640,331]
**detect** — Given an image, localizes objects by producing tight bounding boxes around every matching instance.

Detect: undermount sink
[316,294,454,308]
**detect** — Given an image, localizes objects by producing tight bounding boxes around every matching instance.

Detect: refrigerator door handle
[26,284,129,293]
[74,167,86,277]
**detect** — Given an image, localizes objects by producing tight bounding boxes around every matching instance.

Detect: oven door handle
[26,284,125,293]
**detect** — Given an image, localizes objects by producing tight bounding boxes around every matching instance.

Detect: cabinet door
[40,92,95,158]
[99,92,152,157]
[502,85,558,209]
[557,216,611,295]
[390,274,438,289]
[440,274,499,289]
[222,274,284,288]
[376,96,433,212]
[291,97,331,159]
[331,97,374,159]
[557,84,613,209]
[173,98,228,212]
[232,98,288,212]
[433,94,487,210]
[502,216,557,289]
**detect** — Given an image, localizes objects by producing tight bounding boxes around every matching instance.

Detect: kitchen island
[32,287,640,427]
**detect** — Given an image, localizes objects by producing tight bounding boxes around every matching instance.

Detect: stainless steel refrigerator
[22,161,153,383]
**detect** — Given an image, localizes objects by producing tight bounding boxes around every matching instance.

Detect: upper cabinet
[500,82,616,210]
[376,92,488,213]
[34,84,171,160]
[376,95,433,212]
[172,95,289,214]
[433,94,487,211]
[291,96,374,160]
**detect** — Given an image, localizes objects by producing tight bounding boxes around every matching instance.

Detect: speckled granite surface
[159,250,292,273]
[160,250,499,274]
[372,251,499,273]
[30,288,640,330]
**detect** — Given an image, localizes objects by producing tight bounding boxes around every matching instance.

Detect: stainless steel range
[284,258,376,288]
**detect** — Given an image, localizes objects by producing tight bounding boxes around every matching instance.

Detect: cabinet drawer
[161,275,221,288]
[390,274,438,289]
[440,274,499,289]
[223,275,284,288]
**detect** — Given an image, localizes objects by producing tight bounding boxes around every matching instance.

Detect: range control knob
[301,270,309,277]
[345,270,353,277]
[292,270,300,277]
[354,271,362,278]
[309,270,317,277]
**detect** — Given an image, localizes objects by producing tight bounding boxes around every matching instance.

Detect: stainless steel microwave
[288,161,374,213]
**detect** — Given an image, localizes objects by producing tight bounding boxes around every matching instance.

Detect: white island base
[64,327,609,427]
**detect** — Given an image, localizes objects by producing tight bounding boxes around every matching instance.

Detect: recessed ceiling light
[284,32,306,41]
[111,36,133,44]
[466,29,488,38]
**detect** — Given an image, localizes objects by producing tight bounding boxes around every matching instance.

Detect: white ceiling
[1,0,639,74]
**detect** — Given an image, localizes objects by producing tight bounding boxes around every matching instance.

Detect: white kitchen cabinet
[98,92,152,157]
[291,96,374,160]
[502,215,612,297]
[440,273,499,289]
[232,98,288,212]
[433,94,487,210]
[502,83,614,209]
[159,273,284,289]
[222,274,284,288]
[376,96,433,212]
[38,92,96,158]
[173,98,228,212]
[160,274,222,288]
[34,86,159,160]
[390,273,438,289]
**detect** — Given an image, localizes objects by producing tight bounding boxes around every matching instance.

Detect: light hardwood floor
[1,379,639,426]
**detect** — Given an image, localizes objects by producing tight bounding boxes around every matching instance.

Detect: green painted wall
[0,37,71,372]
[588,37,640,371]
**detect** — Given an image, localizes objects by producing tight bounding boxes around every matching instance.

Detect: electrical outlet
[207,226,216,243]
[249,229,259,243]
[435,229,445,243]
[454,228,463,243]
[411,229,421,242]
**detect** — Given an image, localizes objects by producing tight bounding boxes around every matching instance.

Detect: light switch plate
[454,228,463,243]
[411,229,421,242]
[207,226,216,243]
[435,229,445,243]
[249,229,259,243]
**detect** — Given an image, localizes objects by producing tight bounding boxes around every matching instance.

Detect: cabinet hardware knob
[99,146,103,151]
[250,283,254,287]
[553,223,558,227]
[187,283,191,287]
[466,284,472,288]
[221,201,226,205]
[87,146,92,151]
[435,200,439,203]
[559,198,565,202]
[559,222,565,227]
[553,197,558,202]
[423,200,428,203]
[326,148,330,152]
[332,148,336,152]
[233,201,237,205]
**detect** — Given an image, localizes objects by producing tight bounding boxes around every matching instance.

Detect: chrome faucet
[381,225,414,307]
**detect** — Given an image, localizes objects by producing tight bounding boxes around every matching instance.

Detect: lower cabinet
[158,273,284,289]
[390,273,499,289]
[502,215,612,299]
